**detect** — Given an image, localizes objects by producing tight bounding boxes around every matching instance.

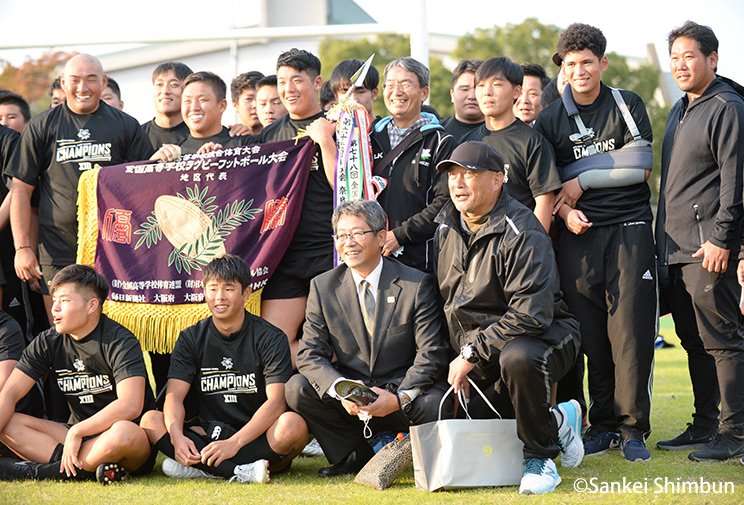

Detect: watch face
[462,345,478,362]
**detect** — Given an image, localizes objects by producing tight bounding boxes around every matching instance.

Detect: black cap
[436,141,505,173]
[552,52,563,67]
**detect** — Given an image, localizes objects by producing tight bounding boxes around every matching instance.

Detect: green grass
[2,316,743,504]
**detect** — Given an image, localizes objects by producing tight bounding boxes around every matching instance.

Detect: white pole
[409,0,430,103]
[410,0,429,65]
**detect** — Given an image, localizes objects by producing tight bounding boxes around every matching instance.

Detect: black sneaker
[0,457,36,481]
[96,462,128,485]
[583,428,620,456]
[688,432,744,462]
[657,423,716,451]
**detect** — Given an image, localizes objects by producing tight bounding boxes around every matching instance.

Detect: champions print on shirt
[55,128,113,171]
[56,358,113,405]
[200,357,258,404]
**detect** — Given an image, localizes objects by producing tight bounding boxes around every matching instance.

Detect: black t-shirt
[16,314,154,425]
[5,102,155,266]
[141,119,190,152]
[0,125,19,276]
[534,83,653,226]
[441,116,484,143]
[462,120,561,210]
[0,310,24,362]
[1,310,44,417]
[179,127,258,155]
[259,112,333,260]
[168,312,292,430]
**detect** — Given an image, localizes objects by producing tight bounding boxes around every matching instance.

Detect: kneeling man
[286,200,450,477]
[0,264,155,484]
[140,255,307,483]
[435,142,584,495]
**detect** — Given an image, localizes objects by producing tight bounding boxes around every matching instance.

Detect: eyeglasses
[332,230,378,243]
[383,80,418,92]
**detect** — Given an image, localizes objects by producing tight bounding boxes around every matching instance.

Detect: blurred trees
[0,50,72,115]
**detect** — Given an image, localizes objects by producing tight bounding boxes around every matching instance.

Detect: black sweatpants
[661,265,720,430]
[557,221,656,438]
[677,261,744,436]
[466,325,579,460]
[285,375,445,464]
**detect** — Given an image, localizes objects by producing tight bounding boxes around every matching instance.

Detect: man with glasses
[285,199,449,478]
[370,57,455,273]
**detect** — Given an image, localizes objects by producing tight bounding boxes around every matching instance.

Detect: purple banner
[94,137,316,304]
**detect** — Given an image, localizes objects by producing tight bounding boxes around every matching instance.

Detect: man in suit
[285,199,449,477]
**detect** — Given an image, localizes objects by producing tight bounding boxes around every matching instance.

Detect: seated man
[0,265,155,484]
[434,142,583,495]
[285,200,449,477]
[140,255,307,483]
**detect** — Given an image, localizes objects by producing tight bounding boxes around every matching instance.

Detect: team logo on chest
[77,129,91,141]
[73,358,85,372]
[221,357,233,370]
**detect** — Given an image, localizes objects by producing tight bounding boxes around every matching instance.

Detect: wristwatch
[397,391,413,414]
[460,343,479,363]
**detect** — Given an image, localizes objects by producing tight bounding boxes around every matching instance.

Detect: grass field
[1,316,743,504]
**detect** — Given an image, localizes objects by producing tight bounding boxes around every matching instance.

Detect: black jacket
[433,191,579,367]
[371,113,455,272]
[657,77,744,266]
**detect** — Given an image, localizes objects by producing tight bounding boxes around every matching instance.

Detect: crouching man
[0,264,156,484]
[285,200,450,478]
[434,142,584,495]
[140,255,307,483]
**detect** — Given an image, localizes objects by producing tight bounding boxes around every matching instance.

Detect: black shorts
[188,420,283,464]
[262,254,332,300]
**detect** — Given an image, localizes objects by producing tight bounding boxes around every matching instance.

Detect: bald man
[5,54,154,295]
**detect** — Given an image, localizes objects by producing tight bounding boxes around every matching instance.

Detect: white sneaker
[552,399,584,468]
[229,459,269,484]
[518,458,561,495]
[162,457,218,479]
[301,438,324,457]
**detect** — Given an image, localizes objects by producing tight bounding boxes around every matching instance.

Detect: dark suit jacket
[297,257,449,398]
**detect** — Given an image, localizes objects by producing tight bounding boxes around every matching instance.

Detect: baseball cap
[436,141,505,173]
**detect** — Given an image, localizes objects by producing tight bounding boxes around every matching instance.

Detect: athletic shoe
[688,433,744,462]
[620,438,651,462]
[162,457,217,479]
[301,438,324,457]
[551,400,584,468]
[229,459,269,484]
[0,457,35,480]
[96,462,127,485]
[656,423,716,451]
[583,428,620,456]
[518,458,561,495]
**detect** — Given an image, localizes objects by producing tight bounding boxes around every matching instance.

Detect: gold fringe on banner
[76,166,262,354]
